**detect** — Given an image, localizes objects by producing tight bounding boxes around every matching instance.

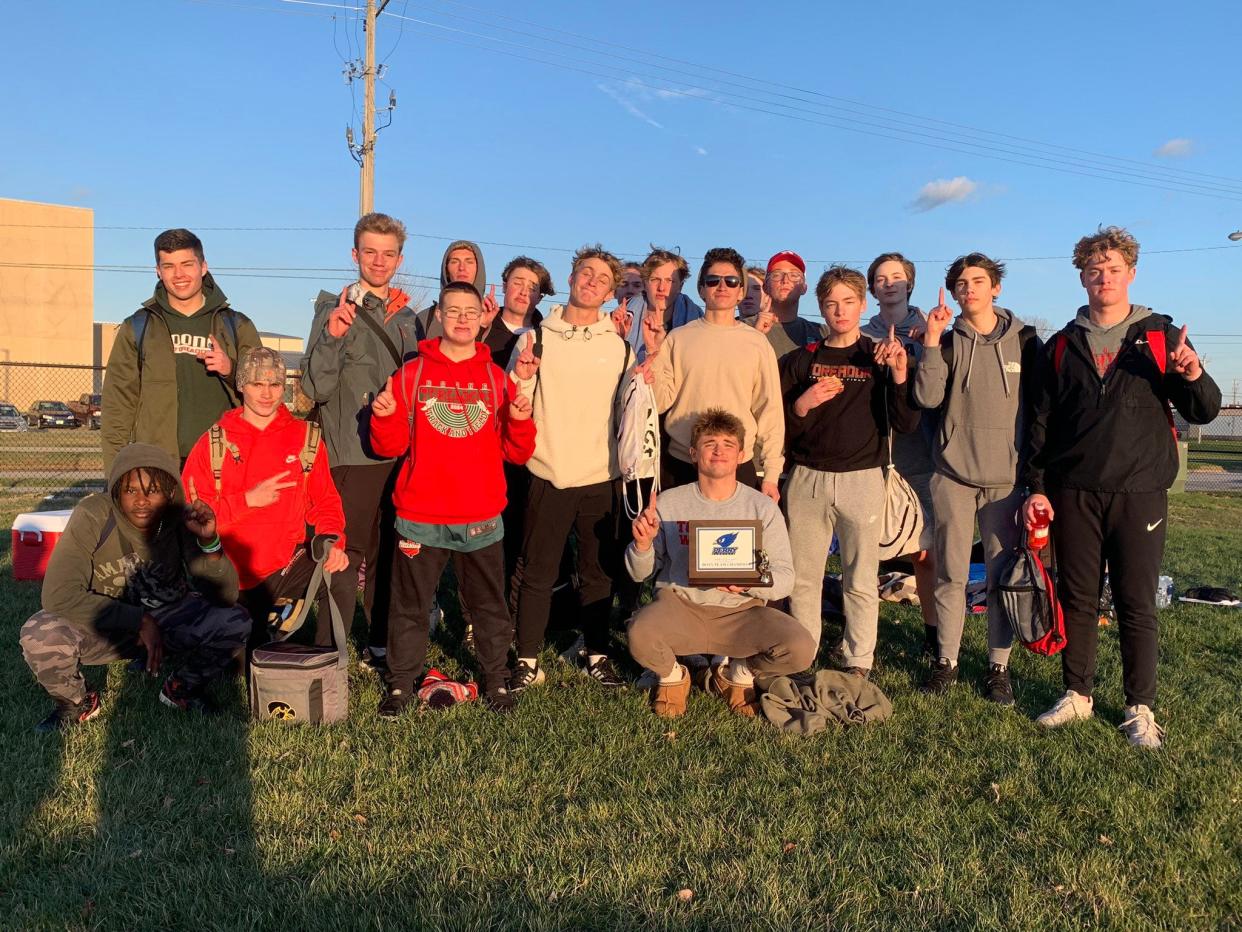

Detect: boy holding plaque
[779,266,919,678]
[625,410,814,718]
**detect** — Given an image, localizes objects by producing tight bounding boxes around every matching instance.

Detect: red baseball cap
[766,250,806,274]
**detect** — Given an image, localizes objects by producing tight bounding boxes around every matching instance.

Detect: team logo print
[712,532,740,556]
[268,701,296,720]
[398,539,422,558]
[418,380,493,438]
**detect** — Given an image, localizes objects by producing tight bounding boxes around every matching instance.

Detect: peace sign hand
[1169,324,1203,381]
[245,471,299,509]
[610,297,633,338]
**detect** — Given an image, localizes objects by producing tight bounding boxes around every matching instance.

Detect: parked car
[0,403,29,432]
[25,400,79,429]
[68,393,103,430]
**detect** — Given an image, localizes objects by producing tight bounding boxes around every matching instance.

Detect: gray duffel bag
[249,538,349,724]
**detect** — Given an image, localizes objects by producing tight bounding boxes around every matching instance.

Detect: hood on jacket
[951,307,1024,395]
[107,442,186,544]
[439,240,488,295]
[862,306,925,340]
[541,303,617,338]
[1073,303,1153,335]
[148,271,229,317]
[416,336,496,368]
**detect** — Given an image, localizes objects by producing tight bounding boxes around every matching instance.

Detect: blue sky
[4,0,1242,395]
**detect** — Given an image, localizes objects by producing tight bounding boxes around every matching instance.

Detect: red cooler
[12,510,74,582]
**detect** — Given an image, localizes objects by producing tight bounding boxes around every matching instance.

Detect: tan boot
[711,664,758,717]
[650,665,691,718]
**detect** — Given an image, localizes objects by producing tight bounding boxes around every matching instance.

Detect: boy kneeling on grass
[20,443,250,732]
[369,280,537,717]
[625,409,815,718]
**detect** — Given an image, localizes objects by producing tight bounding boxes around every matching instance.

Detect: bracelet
[198,535,222,553]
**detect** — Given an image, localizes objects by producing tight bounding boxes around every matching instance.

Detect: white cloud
[596,82,663,129]
[1154,138,1194,159]
[910,176,980,212]
[695,146,708,156]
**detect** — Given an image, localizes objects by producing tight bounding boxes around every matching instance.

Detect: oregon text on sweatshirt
[780,336,920,472]
[912,307,1041,489]
[42,443,239,634]
[181,406,346,590]
[371,338,535,525]
[509,305,631,489]
[649,317,786,478]
[625,480,794,607]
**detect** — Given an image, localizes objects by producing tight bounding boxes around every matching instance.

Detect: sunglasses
[703,274,742,288]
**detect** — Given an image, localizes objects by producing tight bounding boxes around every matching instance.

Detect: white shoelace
[1119,707,1165,740]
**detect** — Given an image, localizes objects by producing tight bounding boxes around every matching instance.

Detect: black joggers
[1050,487,1166,708]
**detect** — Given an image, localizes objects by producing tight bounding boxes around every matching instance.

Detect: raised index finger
[938,287,946,309]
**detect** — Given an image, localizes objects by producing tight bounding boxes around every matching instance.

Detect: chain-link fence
[1,360,1238,496]
[0,362,312,500]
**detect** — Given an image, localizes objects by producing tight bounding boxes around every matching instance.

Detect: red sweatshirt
[182,405,346,590]
[370,339,536,525]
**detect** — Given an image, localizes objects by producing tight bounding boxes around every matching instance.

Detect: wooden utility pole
[357,0,391,216]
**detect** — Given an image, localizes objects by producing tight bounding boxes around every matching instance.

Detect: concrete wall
[0,198,94,408]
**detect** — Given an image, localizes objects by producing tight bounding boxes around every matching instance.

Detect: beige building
[0,198,95,408]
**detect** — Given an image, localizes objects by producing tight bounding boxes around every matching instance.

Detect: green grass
[1,492,1240,930]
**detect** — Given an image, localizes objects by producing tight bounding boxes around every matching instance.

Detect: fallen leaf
[121,739,135,749]
[782,842,797,854]
[129,849,142,859]
[677,889,694,903]
[195,776,210,786]
[990,783,1001,804]
[223,847,236,855]
[1054,885,1066,893]
[366,841,374,855]
[547,892,559,904]
[664,731,677,741]
[1098,835,1113,846]
[353,814,368,825]
[162,796,173,811]
[329,830,341,841]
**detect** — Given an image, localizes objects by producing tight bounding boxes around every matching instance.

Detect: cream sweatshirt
[509,305,631,489]
[649,317,785,478]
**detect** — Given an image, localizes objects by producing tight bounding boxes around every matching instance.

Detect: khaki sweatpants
[785,464,885,668]
[627,588,816,680]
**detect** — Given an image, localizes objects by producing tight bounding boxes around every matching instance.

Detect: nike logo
[1147,519,1163,531]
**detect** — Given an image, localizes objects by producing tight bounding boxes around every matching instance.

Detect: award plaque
[687,519,773,588]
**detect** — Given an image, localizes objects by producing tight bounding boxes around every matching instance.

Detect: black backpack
[997,546,1066,655]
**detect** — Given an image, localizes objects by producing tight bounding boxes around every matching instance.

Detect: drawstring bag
[878,383,924,560]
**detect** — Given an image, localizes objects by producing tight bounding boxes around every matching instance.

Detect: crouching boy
[20,443,249,732]
[625,409,815,718]
[369,281,537,716]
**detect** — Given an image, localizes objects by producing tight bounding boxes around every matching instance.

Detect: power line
[405,0,1242,189]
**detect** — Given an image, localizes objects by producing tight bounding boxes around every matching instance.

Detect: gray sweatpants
[627,587,816,680]
[785,465,885,668]
[930,472,1022,665]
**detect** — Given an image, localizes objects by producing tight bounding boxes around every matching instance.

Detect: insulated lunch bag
[997,545,1066,656]
[249,539,349,724]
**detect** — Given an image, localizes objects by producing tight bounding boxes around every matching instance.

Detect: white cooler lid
[13,510,75,534]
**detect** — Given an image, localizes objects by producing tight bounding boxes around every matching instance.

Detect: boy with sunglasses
[368,281,537,716]
[642,247,784,503]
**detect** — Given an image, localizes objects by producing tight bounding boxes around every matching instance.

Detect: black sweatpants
[238,546,319,650]
[316,461,398,648]
[515,477,622,657]
[1050,487,1166,708]
[386,538,511,694]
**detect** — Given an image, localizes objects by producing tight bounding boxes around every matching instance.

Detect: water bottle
[1027,505,1051,551]
[1156,575,1174,609]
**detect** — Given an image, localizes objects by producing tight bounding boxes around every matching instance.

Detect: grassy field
[1,491,1240,930]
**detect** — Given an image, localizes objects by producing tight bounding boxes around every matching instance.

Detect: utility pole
[346,0,396,217]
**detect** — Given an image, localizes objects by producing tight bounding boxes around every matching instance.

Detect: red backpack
[997,546,1067,656]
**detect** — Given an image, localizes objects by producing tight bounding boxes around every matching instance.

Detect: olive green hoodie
[41,443,239,635]
[101,274,262,469]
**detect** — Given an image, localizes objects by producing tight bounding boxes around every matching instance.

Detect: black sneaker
[508,660,545,694]
[984,663,1015,706]
[377,687,413,719]
[922,625,939,663]
[159,677,219,715]
[358,647,388,675]
[922,658,958,694]
[482,688,516,714]
[574,650,625,688]
[35,692,101,734]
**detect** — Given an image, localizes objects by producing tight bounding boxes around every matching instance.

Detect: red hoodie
[182,405,346,590]
[371,338,535,525]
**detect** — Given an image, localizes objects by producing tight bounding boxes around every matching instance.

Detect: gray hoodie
[861,306,934,477]
[417,239,488,339]
[1074,303,1152,374]
[913,307,1038,489]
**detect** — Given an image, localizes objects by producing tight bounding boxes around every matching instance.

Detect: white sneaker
[1119,704,1165,749]
[1036,690,1094,728]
